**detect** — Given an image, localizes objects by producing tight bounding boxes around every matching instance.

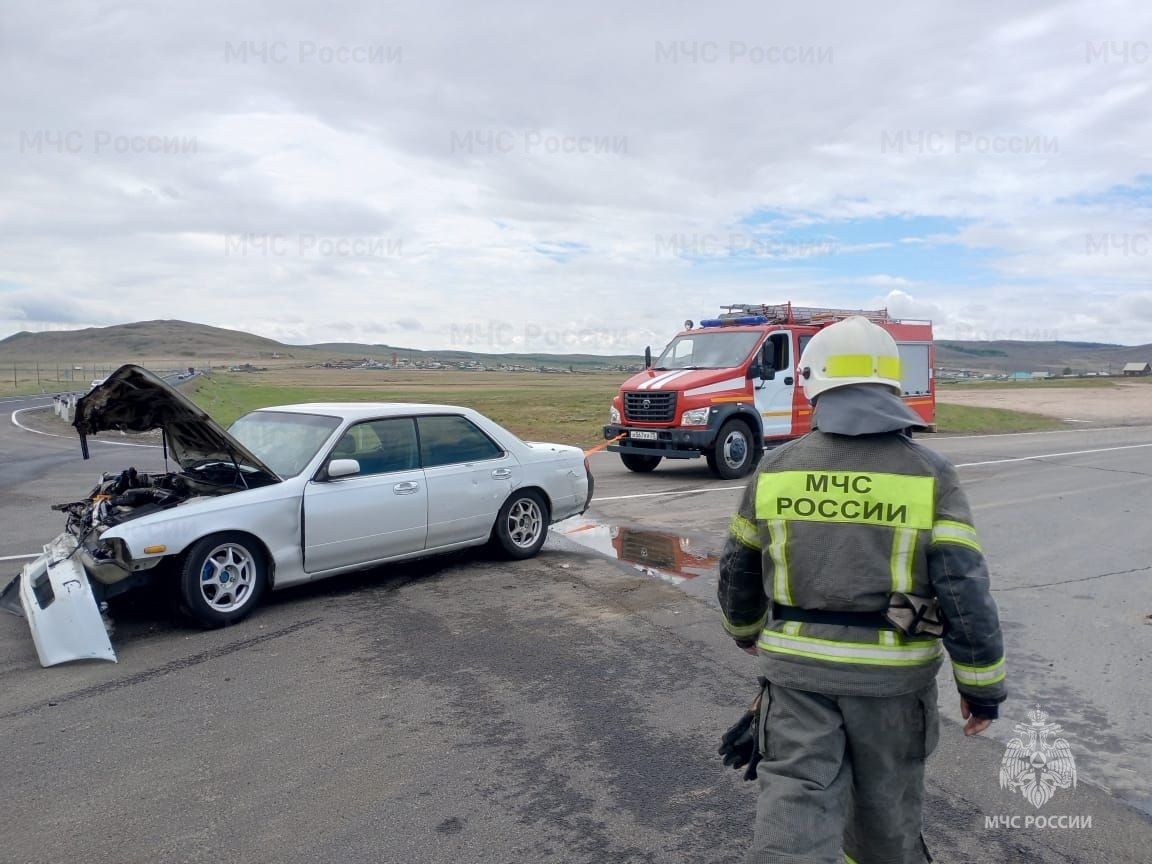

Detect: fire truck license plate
[630,431,659,441]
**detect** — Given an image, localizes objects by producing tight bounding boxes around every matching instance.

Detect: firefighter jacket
[718,386,1007,707]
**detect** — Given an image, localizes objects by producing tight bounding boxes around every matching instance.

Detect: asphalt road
[2,400,1150,863]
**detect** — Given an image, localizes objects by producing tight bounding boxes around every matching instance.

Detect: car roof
[252,402,478,421]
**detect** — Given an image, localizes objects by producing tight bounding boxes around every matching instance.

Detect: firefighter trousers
[745,681,939,864]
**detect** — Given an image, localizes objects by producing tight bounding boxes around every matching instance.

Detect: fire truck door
[753,332,795,439]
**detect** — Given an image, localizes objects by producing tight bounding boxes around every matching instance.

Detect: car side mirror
[644,346,652,369]
[746,363,762,379]
[327,458,361,479]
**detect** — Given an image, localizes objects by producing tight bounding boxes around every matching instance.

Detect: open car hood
[74,365,279,478]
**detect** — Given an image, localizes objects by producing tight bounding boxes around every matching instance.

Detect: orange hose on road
[583,433,624,457]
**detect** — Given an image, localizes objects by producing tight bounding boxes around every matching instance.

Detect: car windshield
[228,411,342,478]
[655,331,762,370]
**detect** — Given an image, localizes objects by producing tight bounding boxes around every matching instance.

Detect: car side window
[417,415,503,467]
[328,418,419,477]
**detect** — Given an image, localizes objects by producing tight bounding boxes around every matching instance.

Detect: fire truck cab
[603,303,935,479]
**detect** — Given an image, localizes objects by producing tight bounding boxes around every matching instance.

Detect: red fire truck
[603,303,935,479]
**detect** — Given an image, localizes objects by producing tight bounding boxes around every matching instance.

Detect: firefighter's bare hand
[961,698,994,737]
[742,645,758,656]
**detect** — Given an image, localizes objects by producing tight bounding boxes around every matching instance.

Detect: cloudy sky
[1,0,1150,354]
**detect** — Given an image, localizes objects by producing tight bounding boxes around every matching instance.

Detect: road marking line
[956,442,1152,468]
[0,553,38,561]
[595,485,745,502]
[974,476,1152,513]
[591,443,1152,503]
[10,406,159,448]
[932,425,1144,440]
[587,425,1150,450]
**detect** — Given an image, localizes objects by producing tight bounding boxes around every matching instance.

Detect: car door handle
[784,376,794,385]
[492,468,512,479]
[393,481,420,494]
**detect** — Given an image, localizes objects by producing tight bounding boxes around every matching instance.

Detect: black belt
[772,603,890,629]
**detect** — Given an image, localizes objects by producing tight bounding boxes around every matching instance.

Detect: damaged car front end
[2,365,281,667]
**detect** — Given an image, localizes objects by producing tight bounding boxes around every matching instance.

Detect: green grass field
[190,371,622,448]
[188,370,1064,447]
[934,403,1062,434]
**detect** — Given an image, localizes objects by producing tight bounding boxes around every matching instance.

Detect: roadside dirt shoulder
[937,382,1152,425]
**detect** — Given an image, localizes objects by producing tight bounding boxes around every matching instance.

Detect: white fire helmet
[798,316,903,400]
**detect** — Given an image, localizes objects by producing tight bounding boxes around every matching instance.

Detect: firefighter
[718,316,1006,864]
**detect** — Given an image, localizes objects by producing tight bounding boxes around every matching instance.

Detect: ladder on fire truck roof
[719,302,893,325]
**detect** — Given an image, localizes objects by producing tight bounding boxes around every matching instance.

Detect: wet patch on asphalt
[555,512,721,587]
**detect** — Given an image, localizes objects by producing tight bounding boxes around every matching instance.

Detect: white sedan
[2,365,594,667]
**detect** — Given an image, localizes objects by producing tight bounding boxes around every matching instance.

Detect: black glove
[718,683,766,781]
[965,699,1000,721]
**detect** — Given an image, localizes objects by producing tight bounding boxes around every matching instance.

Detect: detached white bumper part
[0,533,116,667]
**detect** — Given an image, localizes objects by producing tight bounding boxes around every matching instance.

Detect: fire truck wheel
[620,453,662,473]
[708,419,757,479]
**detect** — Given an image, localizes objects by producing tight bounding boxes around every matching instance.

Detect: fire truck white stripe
[684,377,746,398]
[649,371,684,389]
[639,370,688,390]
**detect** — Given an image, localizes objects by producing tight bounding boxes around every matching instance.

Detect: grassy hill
[2,319,1150,375]
[935,340,1152,374]
[0,320,294,361]
[0,320,642,369]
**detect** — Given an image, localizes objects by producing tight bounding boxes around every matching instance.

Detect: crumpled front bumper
[0,533,117,668]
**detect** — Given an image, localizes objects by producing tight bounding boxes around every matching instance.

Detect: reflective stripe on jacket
[718,430,1007,702]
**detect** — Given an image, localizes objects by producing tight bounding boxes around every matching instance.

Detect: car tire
[620,453,662,473]
[491,489,549,560]
[176,532,269,628]
[708,419,758,479]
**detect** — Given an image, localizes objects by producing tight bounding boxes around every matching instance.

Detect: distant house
[1122,362,1151,377]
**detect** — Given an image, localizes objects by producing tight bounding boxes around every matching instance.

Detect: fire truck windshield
[654,331,763,370]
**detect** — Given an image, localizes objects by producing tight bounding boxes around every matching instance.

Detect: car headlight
[680,407,710,426]
[610,404,621,424]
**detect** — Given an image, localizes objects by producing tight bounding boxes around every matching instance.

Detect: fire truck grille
[624,391,677,423]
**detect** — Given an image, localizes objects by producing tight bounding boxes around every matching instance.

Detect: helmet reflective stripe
[953,657,1006,686]
[825,354,902,380]
[756,629,944,667]
[799,316,904,399]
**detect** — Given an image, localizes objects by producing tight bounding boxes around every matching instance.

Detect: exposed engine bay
[53,461,278,588]
[56,463,271,536]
